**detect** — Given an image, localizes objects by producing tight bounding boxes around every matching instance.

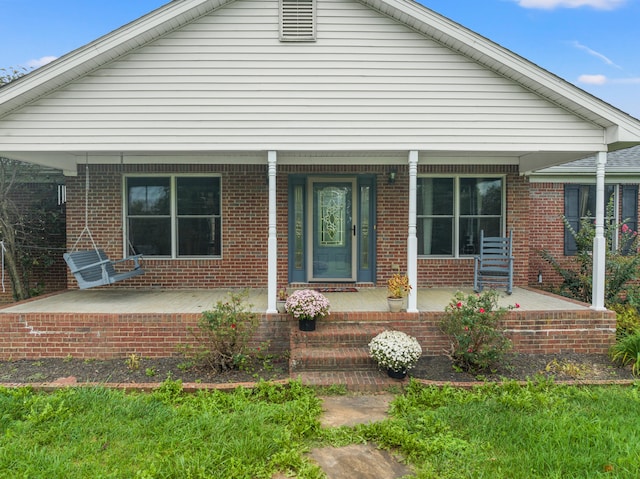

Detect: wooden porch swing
[63,159,144,289]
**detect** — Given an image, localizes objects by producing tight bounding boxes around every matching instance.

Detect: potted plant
[387,273,411,312]
[284,289,330,331]
[276,286,288,313]
[368,330,422,379]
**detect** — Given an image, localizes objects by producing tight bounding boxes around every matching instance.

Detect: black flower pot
[299,318,317,331]
[387,368,407,379]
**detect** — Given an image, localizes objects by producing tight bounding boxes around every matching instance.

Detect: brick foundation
[0,309,615,360]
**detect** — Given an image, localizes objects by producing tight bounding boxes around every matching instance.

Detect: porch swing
[63,159,144,289]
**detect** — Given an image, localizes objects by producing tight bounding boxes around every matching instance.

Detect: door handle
[353,225,357,236]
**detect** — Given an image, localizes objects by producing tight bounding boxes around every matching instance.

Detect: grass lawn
[1,379,639,478]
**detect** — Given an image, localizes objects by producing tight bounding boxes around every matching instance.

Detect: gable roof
[1,0,639,172]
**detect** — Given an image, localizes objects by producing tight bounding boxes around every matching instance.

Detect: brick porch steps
[291,347,376,372]
[290,322,387,348]
[289,320,405,391]
[292,370,408,392]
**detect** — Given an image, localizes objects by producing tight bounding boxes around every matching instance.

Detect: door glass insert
[294,185,304,270]
[359,185,370,270]
[318,187,346,247]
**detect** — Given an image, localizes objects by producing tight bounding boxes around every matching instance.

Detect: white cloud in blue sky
[571,41,621,69]
[515,0,626,8]
[578,74,608,85]
[25,56,57,69]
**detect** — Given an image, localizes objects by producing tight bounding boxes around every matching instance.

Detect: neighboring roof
[530,145,640,182]
[1,0,639,155]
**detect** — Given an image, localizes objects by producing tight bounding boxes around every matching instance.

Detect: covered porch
[0,287,615,367]
[0,286,590,314]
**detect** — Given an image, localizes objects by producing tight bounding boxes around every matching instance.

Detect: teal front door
[309,179,356,281]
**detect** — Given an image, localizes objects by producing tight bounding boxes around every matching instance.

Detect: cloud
[25,56,57,69]
[572,42,621,69]
[578,74,608,85]
[578,75,640,86]
[515,0,626,9]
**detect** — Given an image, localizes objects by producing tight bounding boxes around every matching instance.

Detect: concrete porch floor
[0,286,590,314]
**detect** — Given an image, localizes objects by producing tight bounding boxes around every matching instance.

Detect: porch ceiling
[0,287,589,314]
[0,149,601,176]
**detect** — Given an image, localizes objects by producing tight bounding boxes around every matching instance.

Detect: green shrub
[610,303,640,339]
[440,290,514,373]
[624,285,640,310]
[541,201,640,305]
[181,290,259,372]
[609,332,640,376]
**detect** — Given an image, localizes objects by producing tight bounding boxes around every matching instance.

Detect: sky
[1,0,639,118]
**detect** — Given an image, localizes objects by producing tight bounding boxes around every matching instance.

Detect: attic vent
[280,0,316,41]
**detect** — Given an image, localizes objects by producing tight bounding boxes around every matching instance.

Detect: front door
[308,179,356,281]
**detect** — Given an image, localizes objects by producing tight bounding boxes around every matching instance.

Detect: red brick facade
[528,181,640,290]
[65,163,536,290]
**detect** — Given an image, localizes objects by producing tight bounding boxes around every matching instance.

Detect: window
[417,176,504,256]
[564,184,638,255]
[126,176,221,258]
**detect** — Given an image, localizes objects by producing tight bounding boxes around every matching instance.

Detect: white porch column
[407,151,419,313]
[592,151,607,311]
[266,151,278,314]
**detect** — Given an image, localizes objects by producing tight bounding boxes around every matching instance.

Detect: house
[0,161,66,303]
[529,146,640,288]
[1,0,640,315]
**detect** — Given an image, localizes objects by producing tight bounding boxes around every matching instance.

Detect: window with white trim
[417,176,504,256]
[126,176,221,258]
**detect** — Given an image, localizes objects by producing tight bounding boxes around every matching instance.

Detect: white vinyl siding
[0,0,604,152]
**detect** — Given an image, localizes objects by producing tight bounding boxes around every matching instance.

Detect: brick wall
[528,181,640,290]
[528,182,566,288]
[0,309,615,360]
[67,163,537,289]
[417,164,530,287]
[67,164,270,289]
[0,311,291,359]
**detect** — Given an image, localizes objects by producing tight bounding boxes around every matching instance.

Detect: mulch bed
[412,353,636,383]
[0,353,635,386]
